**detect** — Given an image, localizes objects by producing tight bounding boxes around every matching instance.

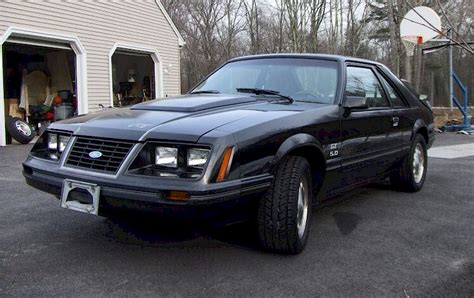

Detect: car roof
[228,53,384,67]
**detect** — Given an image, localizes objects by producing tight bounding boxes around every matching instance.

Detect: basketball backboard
[400,6,442,56]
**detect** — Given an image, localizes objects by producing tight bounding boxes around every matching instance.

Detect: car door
[376,68,411,160]
[339,64,401,186]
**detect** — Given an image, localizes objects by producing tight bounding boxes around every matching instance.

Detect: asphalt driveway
[0,133,473,296]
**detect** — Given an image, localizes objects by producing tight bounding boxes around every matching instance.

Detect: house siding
[0,0,181,111]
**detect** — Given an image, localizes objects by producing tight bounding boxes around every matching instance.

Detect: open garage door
[2,41,78,145]
[2,41,77,144]
[1,28,87,146]
[111,49,156,107]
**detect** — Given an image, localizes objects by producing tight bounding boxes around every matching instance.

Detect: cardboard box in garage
[4,98,24,119]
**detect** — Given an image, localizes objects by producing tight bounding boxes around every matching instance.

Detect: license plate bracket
[61,179,100,215]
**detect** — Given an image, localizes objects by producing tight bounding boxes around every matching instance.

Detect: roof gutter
[154,0,186,48]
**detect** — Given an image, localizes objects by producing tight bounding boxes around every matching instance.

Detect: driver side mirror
[343,96,369,110]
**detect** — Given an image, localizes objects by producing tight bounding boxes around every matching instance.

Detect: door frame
[340,63,399,180]
[0,27,88,146]
[108,43,164,107]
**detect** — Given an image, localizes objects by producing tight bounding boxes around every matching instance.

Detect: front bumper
[23,156,272,220]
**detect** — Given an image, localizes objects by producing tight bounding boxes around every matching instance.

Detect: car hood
[52,94,320,142]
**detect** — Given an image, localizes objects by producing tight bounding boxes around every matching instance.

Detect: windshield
[192,58,339,104]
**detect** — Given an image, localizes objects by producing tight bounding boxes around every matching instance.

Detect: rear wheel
[391,134,428,192]
[257,156,313,254]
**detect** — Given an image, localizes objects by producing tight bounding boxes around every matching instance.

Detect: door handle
[392,117,400,127]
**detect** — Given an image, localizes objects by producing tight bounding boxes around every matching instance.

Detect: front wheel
[257,156,313,254]
[391,134,428,192]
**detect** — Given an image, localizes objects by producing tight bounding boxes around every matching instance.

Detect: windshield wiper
[236,88,294,103]
[190,90,220,94]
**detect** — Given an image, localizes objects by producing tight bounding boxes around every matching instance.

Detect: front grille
[65,137,135,174]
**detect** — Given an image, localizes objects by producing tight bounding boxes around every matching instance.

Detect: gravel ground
[0,132,473,297]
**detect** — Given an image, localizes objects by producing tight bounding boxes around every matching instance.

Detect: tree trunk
[387,0,399,76]
[405,54,412,82]
[415,46,423,93]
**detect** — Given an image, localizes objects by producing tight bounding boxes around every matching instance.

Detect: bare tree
[308,0,326,52]
[282,0,326,52]
[344,0,369,56]
[161,0,472,103]
[218,0,245,60]
[326,0,342,53]
[243,0,261,54]
[387,0,400,76]
[284,0,306,52]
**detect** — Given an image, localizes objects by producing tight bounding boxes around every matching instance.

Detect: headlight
[48,134,58,150]
[155,147,178,168]
[59,135,71,153]
[31,131,72,161]
[48,133,71,153]
[187,148,210,168]
[128,143,212,179]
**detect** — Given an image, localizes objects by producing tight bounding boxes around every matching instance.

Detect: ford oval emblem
[89,151,103,159]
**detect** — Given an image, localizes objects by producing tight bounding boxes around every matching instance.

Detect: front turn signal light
[216,147,235,182]
[167,191,190,201]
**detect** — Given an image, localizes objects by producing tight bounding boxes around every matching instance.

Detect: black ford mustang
[23,54,434,254]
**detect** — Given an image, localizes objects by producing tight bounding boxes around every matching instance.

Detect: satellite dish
[400,6,442,56]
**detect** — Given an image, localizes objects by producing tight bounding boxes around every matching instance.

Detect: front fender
[271,133,323,170]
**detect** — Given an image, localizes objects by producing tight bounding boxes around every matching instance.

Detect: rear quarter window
[378,74,407,108]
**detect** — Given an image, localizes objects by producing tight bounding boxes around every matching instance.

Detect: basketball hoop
[400,6,441,57]
[402,35,423,56]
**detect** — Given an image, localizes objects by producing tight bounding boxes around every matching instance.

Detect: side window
[345,67,390,108]
[379,74,406,108]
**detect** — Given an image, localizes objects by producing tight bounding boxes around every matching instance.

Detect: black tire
[6,116,35,144]
[257,156,313,254]
[390,134,428,192]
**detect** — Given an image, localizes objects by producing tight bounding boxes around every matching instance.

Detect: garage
[0,28,88,147]
[111,49,156,107]
[0,1,184,147]
[2,41,77,144]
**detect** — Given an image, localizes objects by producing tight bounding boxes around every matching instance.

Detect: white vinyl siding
[0,0,181,111]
